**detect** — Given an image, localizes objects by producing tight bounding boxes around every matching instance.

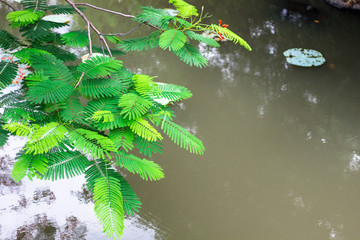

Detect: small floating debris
[283,48,325,67]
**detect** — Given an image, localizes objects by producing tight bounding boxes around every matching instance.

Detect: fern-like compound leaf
[173,42,208,68]
[135,6,172,30]
[62,31,89,48]
[6,10,45,28]
[43,151,90,181]
[109,128,135,152]
[60,95,84,123]
[118,31,161,52]
[29,53,74,83]
[132,74,160,97]
[159,29,187,51]
[21,0,48,11]
[92,111,115,123]
[130,118,162,142]
[116,151,164,181]
[169,0,198,18]
[85,161,142,216]
[118,93,153,120]
[78,55,122,78]
[155,118,205,154]
[68,128,117,159]
[208,24,252,51]
[93,176,125,239]
[25,122,68,154]
[33,45,77,62]
[3,122,33,137]
[80,78,126,98]
[12,153,48,182]
[26,79,75,104]
[134,136,163,158]
[0,61,17,90]
[154,82,192,102]
[185,30,220,47]
[0,30,23,50]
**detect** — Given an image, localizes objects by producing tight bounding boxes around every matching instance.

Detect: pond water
[1,0,360,239]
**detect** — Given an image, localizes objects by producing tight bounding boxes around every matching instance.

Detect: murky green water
[1,0,360,239]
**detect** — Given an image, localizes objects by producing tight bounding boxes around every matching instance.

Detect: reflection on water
[1,0,360,239]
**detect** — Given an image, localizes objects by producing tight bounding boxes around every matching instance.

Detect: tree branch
[0,0,16,11]
[34,0,39,12]
[74,2,135,18]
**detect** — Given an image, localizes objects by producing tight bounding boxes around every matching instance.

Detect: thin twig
[74,2,135,18]
[87,22,93,57]
[0,0,16,11]
[100,40,106,56]
[34,0,39,12]
[101,23,142,36]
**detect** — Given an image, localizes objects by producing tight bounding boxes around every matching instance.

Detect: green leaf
[0,128,10,148]
[25,122,68,154]
[80,78,127,98]
[93,176,124,239]
[0,61,17,90]
[169,0,198,18]
[43,151,90,181]
[62,31,89,48]
[26,79,75,104]
[159,29,187,51]
[33,45,77,62]
[185,30,220,47]
[3,123,32,137]
[207,24,252,51]
[153,82,192,102]
[118,31,161,52]
[173,42,208,68]
[92,110,115,123]
[134,6,172,30]
[6,10,45,27]
[109,128,135,152]
[0,30,23,50]
[60,95,84,123]
[155,117,205,154]
[68,128,117,159]
[47,5,85,14]
[78,55,123,78]
[85,160,141,216]
[134,136,163,158]
[132,74,160,97]
[29,53,74,83]
[118,93,153,120]
[130,118,162,142]
[12,153,48,182]
[116,151,164,181]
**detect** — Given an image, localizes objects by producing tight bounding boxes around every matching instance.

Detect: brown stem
[34,0,39,12]
[0,0,16,11]
[74,2,135,18]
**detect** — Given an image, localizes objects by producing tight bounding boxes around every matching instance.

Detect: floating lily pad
[283,48,325,67]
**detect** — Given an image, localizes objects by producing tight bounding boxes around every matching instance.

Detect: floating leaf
[283,48,325,67]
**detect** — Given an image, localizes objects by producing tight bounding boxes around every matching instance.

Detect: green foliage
[62,31,89,48]
[154,82,192,102]
[78,55,123,78]
[134,6,172,30]
[118,93,153,120]
[6,10,46,28]
[0,30,23,50]
[159,29,187,51]
[43,151,90,180]
[185,30,220,47]
[93,176,125,239]
[0,0,252,238]
[118,31,161,52]
[0,61,18,89]
[116,151,164,181]
[173,42,208,68]
[169,0,198,18]
[206,24,252,51]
